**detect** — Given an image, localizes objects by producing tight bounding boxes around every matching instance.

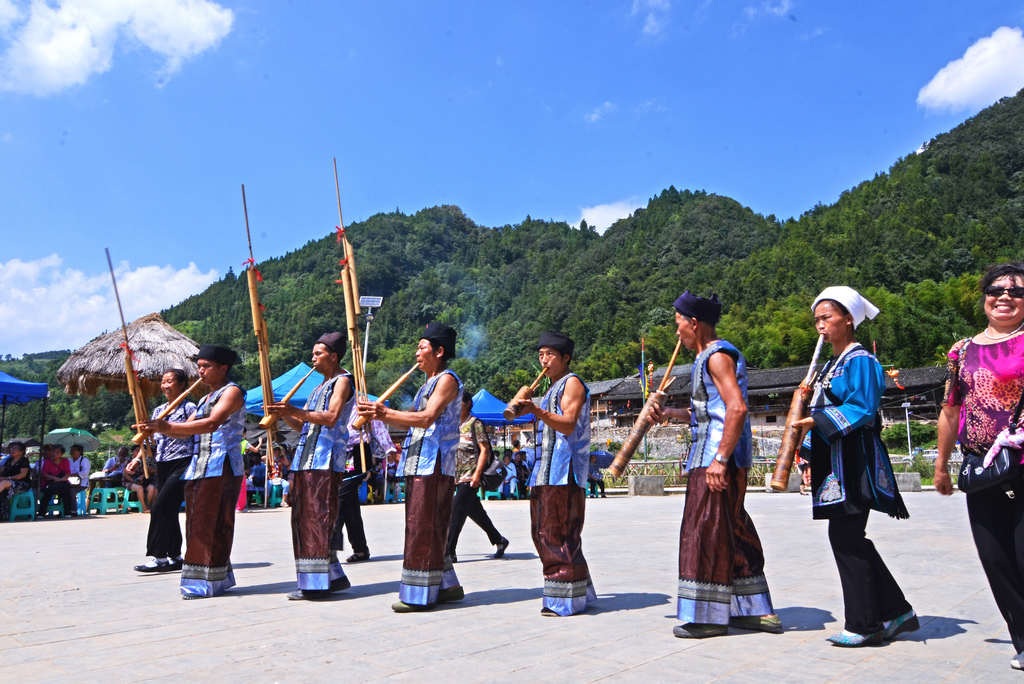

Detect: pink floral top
[944,335,1024,454]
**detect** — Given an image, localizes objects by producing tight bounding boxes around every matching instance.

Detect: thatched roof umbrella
[58,313,201,399]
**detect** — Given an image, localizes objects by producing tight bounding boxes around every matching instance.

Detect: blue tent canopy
[245,363,380,416]
[0,371,49,404]
[0,370,50,445]
[470,389,533,425]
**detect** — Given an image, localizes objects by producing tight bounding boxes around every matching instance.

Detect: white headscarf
[812,286,880,329]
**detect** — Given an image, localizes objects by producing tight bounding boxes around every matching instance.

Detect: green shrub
[881,422,937,452]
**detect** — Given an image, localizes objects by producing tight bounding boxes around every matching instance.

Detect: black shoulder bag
[958,385,1024,498]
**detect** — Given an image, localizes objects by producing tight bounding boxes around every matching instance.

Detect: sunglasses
[984,286,1024,299]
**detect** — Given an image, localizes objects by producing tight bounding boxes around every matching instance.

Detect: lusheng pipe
[258,367,317,429]
[132,378,203,445]
[770,334,825,492]
[503,368,547,421]
[352,364,419,430]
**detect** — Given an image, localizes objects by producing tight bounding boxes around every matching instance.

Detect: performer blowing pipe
[647,291,780,639]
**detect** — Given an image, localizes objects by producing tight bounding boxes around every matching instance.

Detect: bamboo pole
[105,248,152,479]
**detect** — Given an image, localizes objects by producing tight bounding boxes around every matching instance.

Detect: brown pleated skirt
[398,472,459,605]
[181,474,243,598]
[530,483,594,615]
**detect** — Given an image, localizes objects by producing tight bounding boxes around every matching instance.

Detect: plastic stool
[9,489,36,521]
[483,488,501,500]
[77,490,90,516]
[89,487,121,514]
[267,484,283,508]
[121,489,144,513]
[41,494,65,517]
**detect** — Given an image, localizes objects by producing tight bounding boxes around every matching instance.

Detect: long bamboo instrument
[258,367,317,428]
[106,248,151,479]
[352,364,419,430]
[503,368,547,421]
[334,159,370,471]
[132,378,203,445]
[608,338,684,478]
[770,334,825,491]
[241,185,276,482]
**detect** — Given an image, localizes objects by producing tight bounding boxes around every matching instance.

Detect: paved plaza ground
[2,490,1021,683]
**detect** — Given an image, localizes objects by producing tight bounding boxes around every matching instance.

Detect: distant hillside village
[588,363,948,430]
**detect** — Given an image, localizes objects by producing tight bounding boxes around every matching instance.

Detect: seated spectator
[102,446,130,483]
[67,444,91,498]
[251,455,268,489]
[122,445,157,513]
[500,453,517,499]
[38,445,76,517]
[0,441,32,520]
[588,454,606,498]
[271,445,291,504]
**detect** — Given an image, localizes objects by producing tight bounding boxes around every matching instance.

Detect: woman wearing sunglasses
[936,262,1024,671]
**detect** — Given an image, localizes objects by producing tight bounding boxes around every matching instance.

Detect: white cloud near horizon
[632,0,670,35]
[917,27,1024,114]
[0,0,234,96]
[585,101,615,123]
[0,254,218,357]
[575,198,644,234]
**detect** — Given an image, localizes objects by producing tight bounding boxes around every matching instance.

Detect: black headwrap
[420,322,457,361]
[316,332,346,356]
[673,291,722,326]
[536,331,575,358]
[196,344,238,368]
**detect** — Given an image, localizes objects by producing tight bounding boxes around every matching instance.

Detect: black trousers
[332,473,369,555]
[39,481,75,516]
[146,459,190,559]
[588,479,605,496]
[446,482,503,558]
[967,481,1024,653]
[828,510,912,634]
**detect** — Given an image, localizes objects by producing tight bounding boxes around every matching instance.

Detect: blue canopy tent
[245,363,380,416]
[470,389,532,426]
[0,370,50,445]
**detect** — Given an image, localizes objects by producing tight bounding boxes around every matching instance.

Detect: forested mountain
[4,88,1022,435]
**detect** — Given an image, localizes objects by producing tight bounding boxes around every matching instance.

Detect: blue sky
[2,1,1024,356]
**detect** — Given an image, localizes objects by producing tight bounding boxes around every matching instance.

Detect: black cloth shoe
[135,560,173,574]
[287,589,331,601]
[492,538,510,559]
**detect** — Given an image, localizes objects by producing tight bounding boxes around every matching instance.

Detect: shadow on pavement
[343,580,401,599]
[234,562,273,569]
[774,606,836,631]
[230,581,296,596]
[903,615,976,642]
[590,592,671,613]
[455,552,538,563]
[463,587,540,606]
[350,554,404,563]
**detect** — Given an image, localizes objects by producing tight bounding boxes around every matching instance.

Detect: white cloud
[575,198,644,234]
[0,0,234,96]
[0,254,218,356]
[0,0,19,28]
[917,26,1024,114]
[585,101,615,123]
[632,0,671,35]
[634,98,666,114]
[742,0,793,22]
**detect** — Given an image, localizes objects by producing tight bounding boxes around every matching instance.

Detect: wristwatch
[714,454,729,464]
